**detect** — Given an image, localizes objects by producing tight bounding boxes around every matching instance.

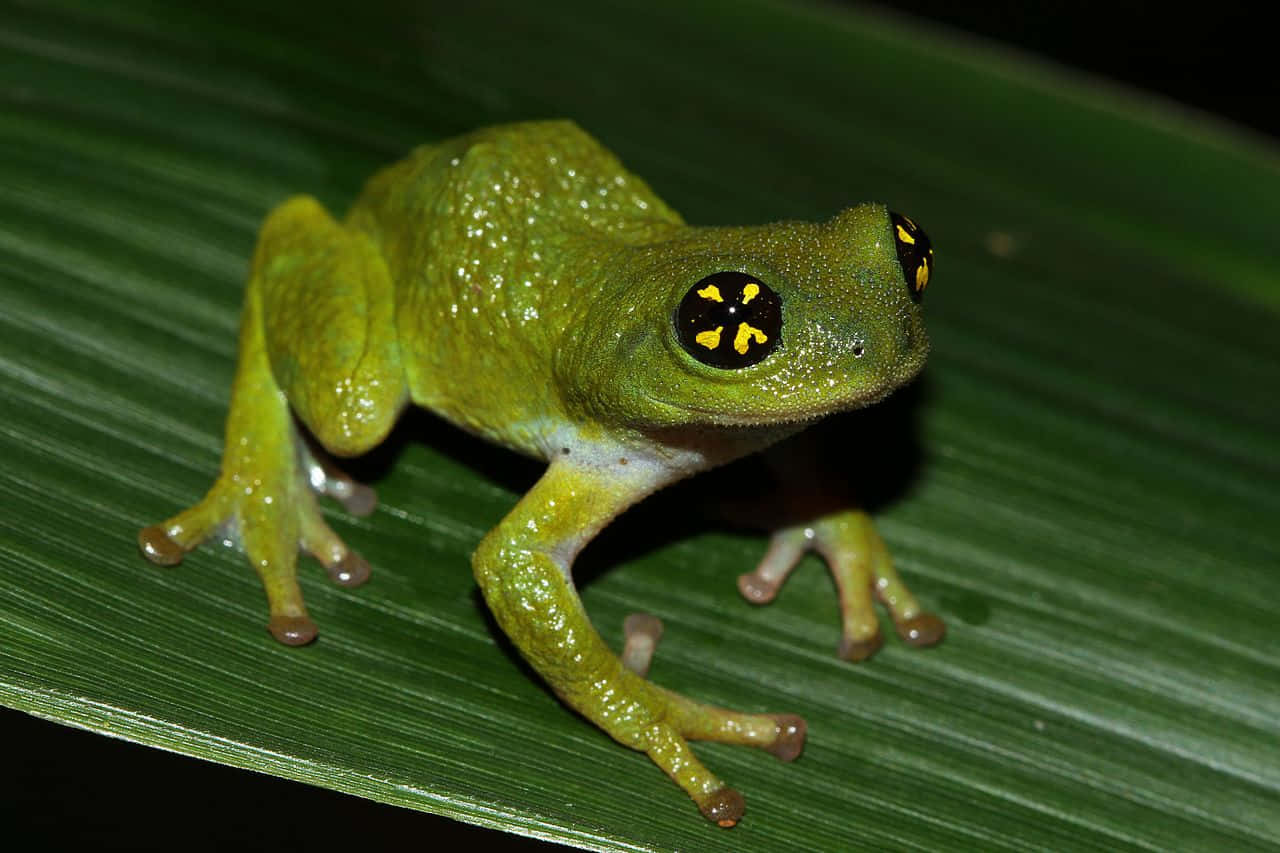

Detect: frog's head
[558,204,932,433]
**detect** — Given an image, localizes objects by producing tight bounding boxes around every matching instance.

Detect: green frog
[139,120,942,826]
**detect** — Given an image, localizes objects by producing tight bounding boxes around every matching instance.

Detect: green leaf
[3,0,1278,849]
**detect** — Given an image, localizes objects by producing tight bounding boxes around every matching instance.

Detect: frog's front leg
[739,510,945,661]
[138,196,406,644]
[473,460,805,826]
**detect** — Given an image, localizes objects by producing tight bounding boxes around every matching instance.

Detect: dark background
[872,0,1274,144]
[4,1,1269,850]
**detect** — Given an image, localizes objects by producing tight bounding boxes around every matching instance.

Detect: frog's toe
[299,509,371,589]
[737,527,809,605]
[137,524,185,566]
[655,686,807,767]
[695,786,745,828]
[736,569,779,604]
[762,714,807,762]
[268,613,319,646]
[621,612,663,677]
[324,550,371,588]
[138,495,231,567]
[838,630,884,662]
[302,442,379,517]
[331,480,378,518]
[894,612,946,647]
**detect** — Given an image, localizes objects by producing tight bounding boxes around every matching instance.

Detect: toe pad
[736,571,779,604]
[896,612,946,647]
[268,614,318,646]
[698,786,745,828]
[138,525,184,566]
[326,551,371,587]
[838,631,884,662]
[764,714,807,762]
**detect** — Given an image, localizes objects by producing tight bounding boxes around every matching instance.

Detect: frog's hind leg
[139,196,406,644]
[474,462,805,826]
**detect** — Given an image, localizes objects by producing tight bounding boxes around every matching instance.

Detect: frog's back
[349,121,683,248]
[345,121,684,454]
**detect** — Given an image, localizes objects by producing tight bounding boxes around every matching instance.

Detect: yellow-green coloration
[138,120,943,826]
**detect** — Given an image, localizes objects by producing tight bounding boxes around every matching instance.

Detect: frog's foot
[646,686,807,825]
[595,674,807,826]
[620,609,805,757]
[138,431,372,645]
[737,510,944,661]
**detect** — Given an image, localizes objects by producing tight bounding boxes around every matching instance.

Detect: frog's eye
[674,271,781,369]
[889,211,933,302]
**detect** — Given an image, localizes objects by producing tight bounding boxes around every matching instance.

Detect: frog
[137,120,942,827]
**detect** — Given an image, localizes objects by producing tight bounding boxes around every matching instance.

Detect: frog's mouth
[645,373,914,429]
[669,336,928,427]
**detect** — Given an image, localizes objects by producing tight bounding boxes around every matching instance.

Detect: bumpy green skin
[139,120,943,826]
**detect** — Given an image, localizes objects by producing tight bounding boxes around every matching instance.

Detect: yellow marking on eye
[741,282,760,304]
[734,322,768,354]
[896,224,916,245]
[696,284,724,302]
[915,257,930,291]
[901,215,918,229]
[695,326,723,349]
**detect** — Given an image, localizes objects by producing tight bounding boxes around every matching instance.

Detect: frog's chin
[645,381,903,429]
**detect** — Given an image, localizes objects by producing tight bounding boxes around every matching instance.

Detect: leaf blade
[3,0,1279,849]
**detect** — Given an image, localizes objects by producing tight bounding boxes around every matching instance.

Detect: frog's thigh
[472,463,804,826]
[254,195,407,457]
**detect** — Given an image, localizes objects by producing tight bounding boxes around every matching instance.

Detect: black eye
[674,271,781,369]
[890,211,933,302]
